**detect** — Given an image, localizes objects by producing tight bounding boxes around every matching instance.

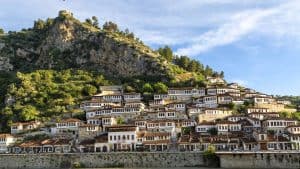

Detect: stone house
[10,121,41,134]
[107,125,138,151]
[0,134,16,153]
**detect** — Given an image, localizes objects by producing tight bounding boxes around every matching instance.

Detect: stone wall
[218,152,300,169]
[0,152,210,169]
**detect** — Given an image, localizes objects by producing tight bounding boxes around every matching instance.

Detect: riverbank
[1,151,299,169]
[217,151,300,169]
[0,152,216,169]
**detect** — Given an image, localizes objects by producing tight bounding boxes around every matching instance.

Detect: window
[131,135,135,140]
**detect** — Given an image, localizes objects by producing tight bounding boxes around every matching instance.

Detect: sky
[0,0,300,95]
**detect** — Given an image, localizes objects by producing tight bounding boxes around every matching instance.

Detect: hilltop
[0,10,222,132]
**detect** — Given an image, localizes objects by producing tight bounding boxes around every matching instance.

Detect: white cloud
[1,0,300,55]
[175,8,278,56]
[175,0,300,56]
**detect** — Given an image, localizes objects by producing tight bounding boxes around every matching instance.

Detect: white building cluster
[1,81,299,154]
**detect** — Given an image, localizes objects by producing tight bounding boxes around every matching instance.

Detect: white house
[262,117,298,134]
[194,95,218,108]
[51,118,83,137]
[168,87,205,98]
[286,125,300,150]
[216,121,242,134]
[254,97,275,104]
[137,131,171,151]
[227,115,246,122]
[107,125,138,151]
[166,102,186,112]
[0,134,15,153]
[198,108,233,123]
[247,107,270,114]
[123,93,142,102]
[195,122,216,134]
[217,95,233,105]
[248,112,280,120]
[10,121,41,134]
[207,76,225,84]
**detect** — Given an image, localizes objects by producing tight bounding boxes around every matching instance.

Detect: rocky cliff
[0,10,168,78]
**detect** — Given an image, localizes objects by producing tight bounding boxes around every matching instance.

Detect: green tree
[92,16,99,28]
[182,127,192,135]
[82,84,97,96]
[207,128,218,136]
[124,84,135,93]
[20,105,39,121]
[103,21,119,32]
[116,117,125,124]
[175,56,190,69]
[157,46,173,62]
[0,28,4,35]
[204,144,216,155]
[0,107,14,132]
[153,82,168,94]
[142,83,153,93]
[34,19,45,30]
[204,65,213,76]
[85,18,93,25]
[220,71,225,78]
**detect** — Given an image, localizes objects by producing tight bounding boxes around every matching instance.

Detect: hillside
[0,10,221,132]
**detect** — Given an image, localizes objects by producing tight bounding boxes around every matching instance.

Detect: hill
[0,10,222,132]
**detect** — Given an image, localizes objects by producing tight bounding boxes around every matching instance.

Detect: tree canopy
[0,28,4,35]
[157,46,173,62]
[103,21,119,32]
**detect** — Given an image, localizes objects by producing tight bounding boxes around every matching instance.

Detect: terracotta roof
[263,117,297,121]
[178,135,190,143]
[18,141,41,147]
[79,139,95,145]
[107,125,137,132]
[123,93,141,95]
[216,121,239,125]
[11,121,38,126]
[267,134,289,142]
[0,133,13,138]
[287,125,300,128]
[143,140,171,145]
[241,137,257,143]
[79,123,101,127]
[249,111,278,114]
[95,134,108,143]
[59,118,82,123]
[144,132,171,137]
[197,122,216,126]
[168,87,196,90]
[136,132,145,138]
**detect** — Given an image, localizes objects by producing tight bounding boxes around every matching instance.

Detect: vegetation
[0,28,4,35]
[24,134,50,141]
[181,127,192,135]
[203,144,220,167]
[0,69,111,132]
[207,128,218,136]
[0,10,224,133]
[157,46,173,62]
[277,96,300,107]
[116,117,125,124]
[279,111,300,120]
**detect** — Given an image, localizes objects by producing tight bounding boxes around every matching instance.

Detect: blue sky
[0,0,300,95]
